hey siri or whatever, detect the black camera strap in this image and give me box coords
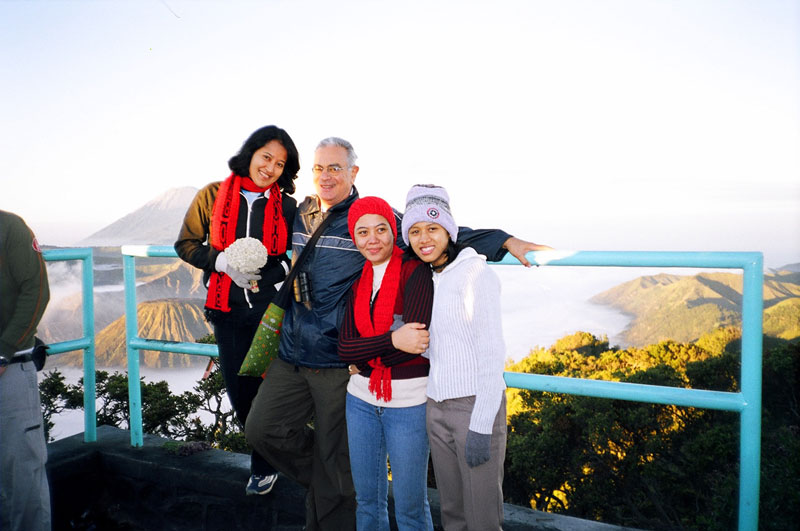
[273,211,336,308]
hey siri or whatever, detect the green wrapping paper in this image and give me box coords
[238,211,335,378]
[239,302,285,377]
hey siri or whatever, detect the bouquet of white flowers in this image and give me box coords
[225,237,269,292]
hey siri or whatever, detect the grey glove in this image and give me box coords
[215,252,260,289]
[465,430,491,468]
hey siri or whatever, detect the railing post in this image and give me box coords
[80,250,96,442]
[42,248,97,442]
[122,253,143,447]
[738,255,763,531]
[121,245,220,448]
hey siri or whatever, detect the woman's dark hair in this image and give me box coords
[228,125,300,195]
[404,238,464,272]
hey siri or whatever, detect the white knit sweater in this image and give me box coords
[426,247,507,434]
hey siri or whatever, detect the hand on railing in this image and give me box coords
[502,237,553,267]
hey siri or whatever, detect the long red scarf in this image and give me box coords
[354,246,404,401]
[205,173,287,311]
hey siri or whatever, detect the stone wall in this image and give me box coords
[48,426,304,530]
[47,426,633,531]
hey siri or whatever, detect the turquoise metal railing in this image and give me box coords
[120,247,762,530]
[42,248,97,442]
[498,250,762,531]
[121,245,218,448]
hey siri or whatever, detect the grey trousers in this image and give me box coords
[426,394,507,531]
[0,361,51,531]
[245,358,356,531]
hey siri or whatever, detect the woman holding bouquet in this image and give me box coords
[175,125,299,495]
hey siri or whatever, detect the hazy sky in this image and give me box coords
[2,0,798,268]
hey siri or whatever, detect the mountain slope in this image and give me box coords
[80,187,198,246]
[591,271,800,346]
[55,299,212,368]
[39,260,206,345]
[764,298,800,339]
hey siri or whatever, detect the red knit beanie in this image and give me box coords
[347,196,397,241]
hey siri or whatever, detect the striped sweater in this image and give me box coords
[427,247,507,434]
[338,258,434,406]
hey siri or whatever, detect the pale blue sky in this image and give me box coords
[1,0,798,267]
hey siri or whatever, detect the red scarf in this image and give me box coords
[205,173,287,311]
[354,246,404,401]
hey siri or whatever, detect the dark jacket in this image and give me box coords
[278,187,512,369]
[0,211,50,361]
[174,181,297,314]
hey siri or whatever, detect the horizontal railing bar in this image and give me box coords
[46,338,93,355]
[121,245,177,258]
[128,338,218,357]
[503,372,746,412]
[498,250,762,269]
[123,247,765,270]
[43,248,93,261]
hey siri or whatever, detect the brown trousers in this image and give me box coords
[246,358,356,531]
[426,394,507,531]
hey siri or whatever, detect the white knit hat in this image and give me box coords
[402,184,458,246]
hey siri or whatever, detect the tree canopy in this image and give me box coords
[504,329,799,530]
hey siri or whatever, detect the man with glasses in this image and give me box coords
[246,137,548,530]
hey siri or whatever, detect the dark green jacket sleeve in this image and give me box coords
[0,212,50,360]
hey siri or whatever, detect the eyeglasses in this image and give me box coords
[311,164,347,176]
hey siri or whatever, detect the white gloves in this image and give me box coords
[215,252,260,289]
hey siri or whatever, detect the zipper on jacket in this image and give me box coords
[245,191,255,237]
[242,191,260,309]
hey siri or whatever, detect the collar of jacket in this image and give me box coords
[301,186,360,218]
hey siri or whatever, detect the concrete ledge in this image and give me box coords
[48,426,305,530]
[47,426,634,530]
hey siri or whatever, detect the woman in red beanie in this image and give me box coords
[337,196,435,531]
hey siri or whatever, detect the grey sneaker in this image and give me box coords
[245,473,278,495]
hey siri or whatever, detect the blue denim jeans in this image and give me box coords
[345,393,433,531]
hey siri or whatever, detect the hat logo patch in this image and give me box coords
[427,207,440,219]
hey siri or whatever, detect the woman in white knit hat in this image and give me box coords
[403,184,508,531]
